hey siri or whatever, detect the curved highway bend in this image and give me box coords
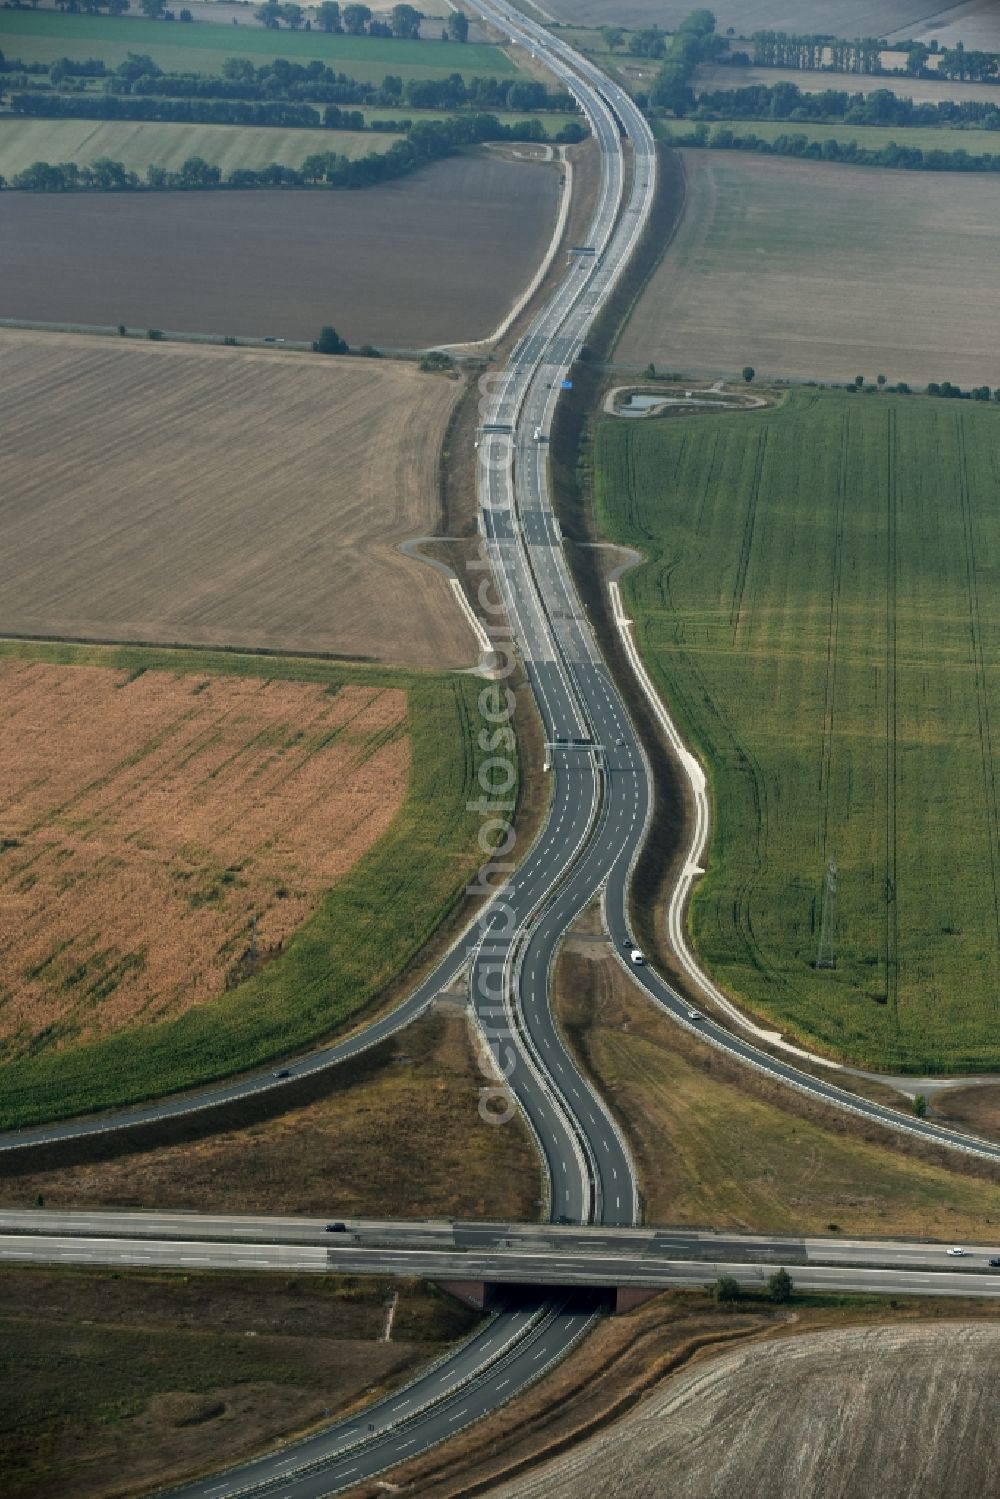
[1,12,995,1179]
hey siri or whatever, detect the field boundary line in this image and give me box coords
[818,411,849,856]
[884,406,900,1023]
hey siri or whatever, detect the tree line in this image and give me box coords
[4,112,583,193]
[690,80,1000,130]
[9,89,586,142]
[749,31,884,73]
[748,29,1000,84]
[8,0,471,35]
[11,91,363,128]
[2,50,576,115]
[672,119,1000,173]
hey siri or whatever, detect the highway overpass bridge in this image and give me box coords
[4,1210,1000,1314]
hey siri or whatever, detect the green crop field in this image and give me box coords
[596,390,1000,1073]
[658,118,1000,158]
[0,10,517,79]
[0,639,504,1129]
[0,117,395,175]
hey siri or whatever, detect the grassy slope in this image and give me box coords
[0,639,502,1128]
[659,117,1000,156]
[0,10,516,78]
[558,948,1000,1237]
[1,1266,477,1499]
[595,390,1000,1072]
[0,1009,542,1222]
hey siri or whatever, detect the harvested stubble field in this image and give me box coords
[0,1265,478,1499]
[541,1,979,38]
[0,155,560,346]
[490,1321,1000,1499]
[595,390,1000,1072]
[616,151,1000,388]
[0,639,497,1128]
[0,330,471,667]
[0,9,516,79]
[556,945,1000,1236]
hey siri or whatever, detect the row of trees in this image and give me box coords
[50,0,186,14]
[749,29,1000,84]
[123,66,573,115]
[750,31,884,74]
[10,88,586,142]
[927,381,1000,401]
[11,91,360,128]
[256,2,426,38]
[691,80,1000,131]
[674,120,1000,174]
[5,112,581,194]
[12,51,576,116]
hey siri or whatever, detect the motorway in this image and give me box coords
[5,1210,1000,1281]
[8,1232,1000,1302]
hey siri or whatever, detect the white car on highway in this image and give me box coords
[630,948,644,966]
[947,1246,968,1256]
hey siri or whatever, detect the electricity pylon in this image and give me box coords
[815,857,837,970]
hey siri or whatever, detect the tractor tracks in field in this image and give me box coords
[955,412,1000,998]
[884,406,900,1023]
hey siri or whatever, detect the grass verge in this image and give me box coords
[0,1007,542,1220]
[0,1263,478,1499]
[554,939,1000,1237]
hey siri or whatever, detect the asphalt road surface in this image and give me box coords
[7,1232,998,1303]
[5,1210,1000,1284]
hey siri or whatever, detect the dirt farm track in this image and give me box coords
[0,330,474,668]
[0,155,561,347]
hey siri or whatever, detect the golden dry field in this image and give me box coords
[0,330,474,669]
[0,659,407,1062]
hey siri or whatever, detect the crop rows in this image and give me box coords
[596,389,1000,1071]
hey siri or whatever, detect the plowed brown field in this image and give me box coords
[617,152,1000,387]
[490,1322,1000,1499]
[0,659,407,1061]
[0,329,473,669]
